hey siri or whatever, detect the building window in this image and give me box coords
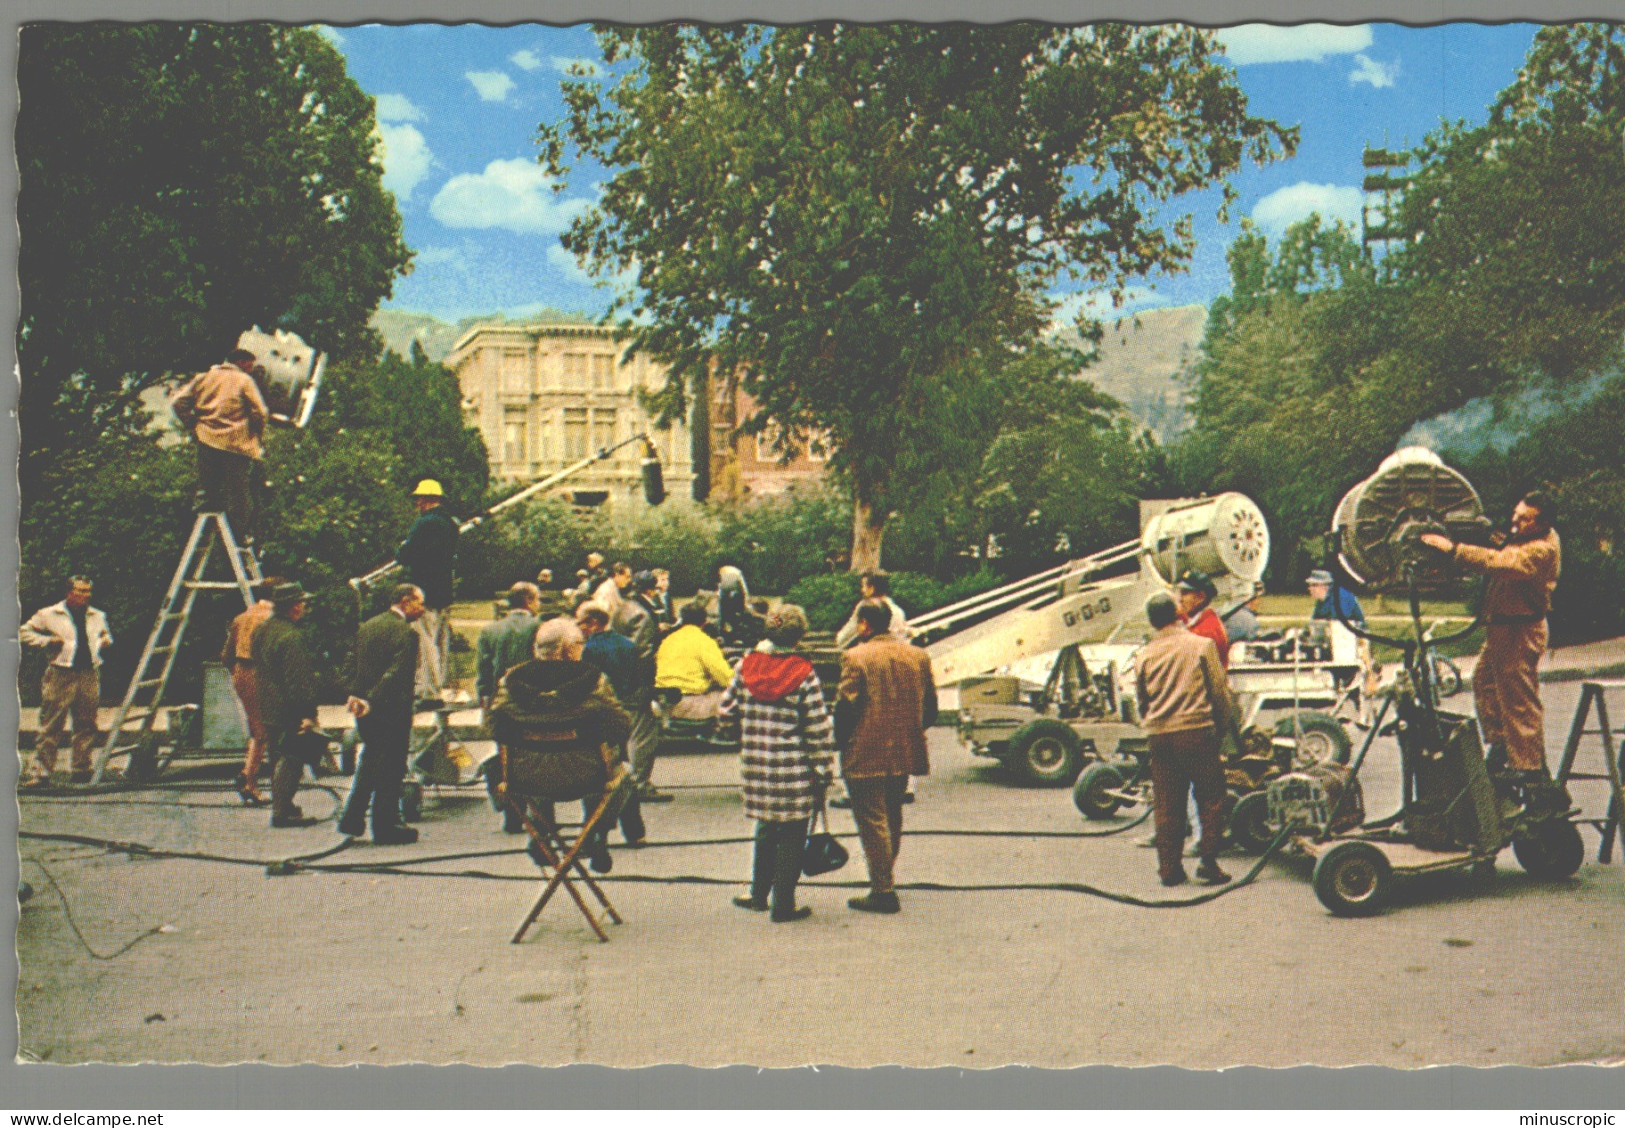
[591,353,615,391]
[563,352,588,390]
[591,407,618,453]
[503,408,527,467]
[755,424,789,464]
[563,407,589,460]
[502,348,530,395]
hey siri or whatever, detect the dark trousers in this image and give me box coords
[1149,727,1227,881]
[751,817,810,914]
[267,727,304,819]
[342,711,411,832]
[847,775,909,895]
[197,443,257,543]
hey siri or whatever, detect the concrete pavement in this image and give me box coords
[15,677,1624,1069]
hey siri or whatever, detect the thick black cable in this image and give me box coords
[18,825,1291,908]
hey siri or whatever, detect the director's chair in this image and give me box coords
[504,764,634,943]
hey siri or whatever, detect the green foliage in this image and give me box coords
[1176,24,1625,636]
[17,24,411,469]
[714,488,853,595]
[786,573,864,633]
[786,568,1005,633]
[543,24,1294,564]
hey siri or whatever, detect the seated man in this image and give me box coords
[654,603,736,722]
[486,618,632,873]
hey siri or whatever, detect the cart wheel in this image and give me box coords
[400,781,423,823]
[1073,762,1126,820]
[1312,841,1393,917]
[1007,719,1084,787]
[1512,820,1584,880]
[1229,791,1275,855]
[1274,712,1352,767]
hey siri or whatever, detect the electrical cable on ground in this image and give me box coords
[23,859,170,961]
[19,823,1292,909]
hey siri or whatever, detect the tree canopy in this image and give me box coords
[17,23,412,464]
[541,24,1295,569]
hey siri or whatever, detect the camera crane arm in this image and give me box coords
[347,433,662,596]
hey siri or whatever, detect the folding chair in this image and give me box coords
[505,764,634,943]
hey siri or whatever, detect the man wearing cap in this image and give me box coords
[1136,593,1236,888]
[252,583,321,828]
[1422,492,1562,792]
[341,584,426,845]
[396,479,459,697]
[1307,569,1365,625]
[1223,584,1266,644]
[614,570,671,803]
[170,347,269,542]
[1175,569,1230,668]
[20,576,113,787]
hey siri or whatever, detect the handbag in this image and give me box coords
[801,794,849,877]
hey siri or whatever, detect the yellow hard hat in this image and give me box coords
[411,478,444,498]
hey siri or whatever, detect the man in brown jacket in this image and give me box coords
[170,348,269,542]
[1136,592,1237,888]
[836,601,937,914]
[1422,491,1561,787]
[220,576,284,805]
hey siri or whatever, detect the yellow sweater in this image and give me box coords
[655,625,735,694]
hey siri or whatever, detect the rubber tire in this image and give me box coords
[1073,762,1126,820]
[1313,840,1394,917]
[1273,711,1353,767]
[1006,718,1085,787]
[1229,790,1275,855]
[1512,819,1584,880]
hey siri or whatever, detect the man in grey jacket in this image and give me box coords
[20,576,113,786]
[613,570,670,803]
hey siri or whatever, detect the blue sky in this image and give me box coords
[325,22,1542,324]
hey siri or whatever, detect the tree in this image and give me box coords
[17,24,412,474]
[541,24,1295,570]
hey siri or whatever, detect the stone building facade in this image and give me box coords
[446,322,694,505]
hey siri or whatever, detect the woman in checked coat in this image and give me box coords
[715,604,835,923]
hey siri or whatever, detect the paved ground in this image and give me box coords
[15,678,1623,1069]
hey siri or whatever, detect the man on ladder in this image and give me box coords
[170,347,268,546]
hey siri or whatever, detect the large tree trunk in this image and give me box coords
[850,494,887,574]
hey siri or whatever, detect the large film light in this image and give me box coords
[237,326,326,429]
[1332,447,1491,593]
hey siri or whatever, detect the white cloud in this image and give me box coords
[547,243,639,296]
[412,246,464,267]
[314,25,345,48]
[1213,24,1373,66]
[511,49,543,71]
[552,56,603,78]
[466,70,516,103]
[1251,182,1364,235]
[1349,53,1400,88]
[374,93,425,123]
[430,158,593,234]
[377,123,434,202]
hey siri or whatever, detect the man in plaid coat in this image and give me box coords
[716,604,835,923]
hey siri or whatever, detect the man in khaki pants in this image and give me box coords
[20,576,113,786]
[1423,491,1561,792]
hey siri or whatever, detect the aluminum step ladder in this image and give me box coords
[1554,679,1625,863]
[91,512,262,783]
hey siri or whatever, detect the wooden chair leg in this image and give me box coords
[508,797,613,943]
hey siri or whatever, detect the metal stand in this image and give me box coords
[91,512,262,783]
[1555,680,1625,863]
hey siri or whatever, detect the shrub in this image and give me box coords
[715,486,851,595]
[786,567,1004,634]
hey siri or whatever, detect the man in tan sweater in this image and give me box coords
[1135,593,1238,887]
[1422,491,1561,784]
[170,347,268,542]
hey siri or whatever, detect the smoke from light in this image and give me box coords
[1399,370,1616,458]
